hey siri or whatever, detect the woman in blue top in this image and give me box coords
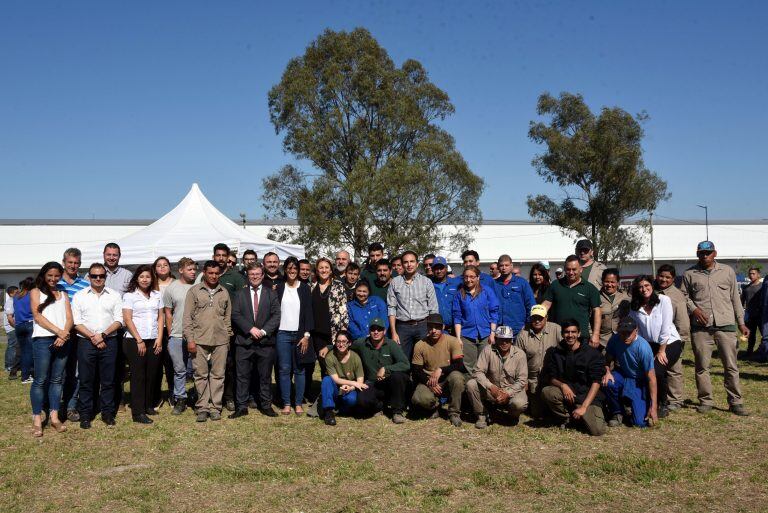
[453,265,500,374]
[347,281,388,341]
[12,277,35,383]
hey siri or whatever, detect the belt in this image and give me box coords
[398,317,426,325]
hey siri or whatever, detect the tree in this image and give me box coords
[527,92,670,263]
[263,28,484,259]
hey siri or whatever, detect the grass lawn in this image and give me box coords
[1,335,767,513]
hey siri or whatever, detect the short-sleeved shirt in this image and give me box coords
[163,280,194,338]
[57,275,90,301]
[412,334,463,372]
[122,290,163,340]
[544,278,601,336]
[606,333,654,379]
[325,350,364,381]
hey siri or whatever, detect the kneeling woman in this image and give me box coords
[628,275,683,418]
[320,330,367,426]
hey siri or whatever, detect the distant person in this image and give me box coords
[71,263,123,429]
[298,259,313,284]
[162,257,197,415]
[342,262,361,302]
[411,314,466,427]
[741,267,763,357]
[681,241,749,416]
[368,258,393,303]
[466,325,527,429]
[554,268,564,280]
[541,319,606,436]
[387,251,439,360]
[602,317,658,428]
[334,250,351,280]
[598,269,630,348]
[102,242,132,412]
[422,253,436,279]
[390,254,404,277]
[227,253,237,269]
[230,263,281,419]
[320,330,367,426]
[542,255,601,347]
[430,256,461,333]
[515,305,561,420]
[11,279,35,384]
[495,254,536,333]
[3,285,19,379]
[240,250,258,279]
[360,243,385,286]
[262,252,285,290]
[575,239,607,290]
[655,264,690,410]
[30,262,74,437]
[453,265,499,374]
[122,265,164,424]
[347,281,388,341]
[489,262,501,280]
[58,248,89,423]
[183,261,233,422]
[461,250,496,290]
[528,262,551,304]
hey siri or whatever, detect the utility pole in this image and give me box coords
[697,204,709,240]
[239,213,247,229]
[649,211,656,276]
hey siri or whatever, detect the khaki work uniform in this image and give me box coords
[657,284,691,407]
[515,322,561,418]
[681,263,745,407]
[466,344,528,417]
[583,261,608,291]
[598,290,630,347]
[183,284,233,413]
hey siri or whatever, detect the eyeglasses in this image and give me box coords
[89,274,106,279]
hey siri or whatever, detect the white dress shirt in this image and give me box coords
[122,290,163,339]
[629,294,681,345]
[72,286,123,334]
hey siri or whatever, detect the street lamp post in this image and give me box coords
[697,204,709,240]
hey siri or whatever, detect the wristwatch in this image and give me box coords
[303,332,311,339]
[101,332,108,339]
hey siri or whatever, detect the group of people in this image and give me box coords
[1,237,759,437]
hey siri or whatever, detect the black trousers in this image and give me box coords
[123,338,161,417]
[357,370,410,414]
[223,337,236,404]
[234,343,275,410]
[305,332,331,402]
[151,336,174,407]
[649,340,683,407]
[746,318,761,354]
[77,336,118,419]
[113,328,127,410]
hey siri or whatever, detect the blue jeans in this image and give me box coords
[15,321,34,380]
[603,368,649,427]
[64,336,80,411]
[167,337,188,399]
[4,330,18,370]
[30,336,69,415]
[276,330,306,407]
[320,375,358,413]
[396,321,428,361]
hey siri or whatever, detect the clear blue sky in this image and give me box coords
[2,1,766,222]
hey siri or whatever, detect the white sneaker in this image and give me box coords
[21,377,33,384]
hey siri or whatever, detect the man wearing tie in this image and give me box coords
[230,264,281,418]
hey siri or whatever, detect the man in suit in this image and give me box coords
[229,264,281,418]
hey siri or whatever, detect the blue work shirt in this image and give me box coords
[452,285,500,340]
[433,276,462,326]
[606,333,655,379]
[494,275,536,332]
[347,296,389,340]
[479,272,496,292]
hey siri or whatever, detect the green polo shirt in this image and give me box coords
[350,336,410,381]
[544,278,601,336]
[219,268,246,297]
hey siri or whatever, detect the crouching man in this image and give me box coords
[466,325,527,429]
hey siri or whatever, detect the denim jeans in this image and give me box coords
[63,336,80,411]
[77,335,118,419]
[15,321,34,380]
[30,336,69,415]
[167,337,188,399]
[395,321,427,361]
[4,330,18,370]
[276,330,306,407]
[320,375,358,413]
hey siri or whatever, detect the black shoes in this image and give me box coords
[248,399,259,409]
[102,414,116,426]
[259,408,278,417]
[172,401,187,415]
[324,411,337,426]
[132,414,153,424]
[228,408,249,419]
[80,419,92,429]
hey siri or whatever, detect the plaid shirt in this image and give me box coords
[387,273,439,321]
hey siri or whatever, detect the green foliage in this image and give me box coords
[527,92,670,263]
[736,259,762,275]
[264,28,484,258]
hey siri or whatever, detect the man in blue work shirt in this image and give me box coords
[602,317,658,428]
[431,256,462,333]
[494,254,536,333]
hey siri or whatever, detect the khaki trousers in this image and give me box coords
[541,385,606,436]
[466,378,527,417]
[194,344,229,413]
[411,371,465,415]
[666,346,685,407]
[692,329,742,406]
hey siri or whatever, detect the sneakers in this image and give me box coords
[67,409,80,422]
[696,404,713,414]
[392,412,406,424]
[475,414,488,429]
[172,401,187,415]
[209,410,222,421]
[449,413,462,427]
[21,377,33,384]
[730,404,750,417]
[608,413,623,427]
[196,411,209,422]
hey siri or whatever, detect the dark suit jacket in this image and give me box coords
[232,285,281,346]
[276,280,314,335]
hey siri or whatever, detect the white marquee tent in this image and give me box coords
[80,183,305,264]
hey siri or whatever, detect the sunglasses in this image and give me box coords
[89,274,106,279]
[369,326,385,332]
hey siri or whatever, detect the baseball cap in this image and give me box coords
[575,239,593,251]
[530,305,548,318]
[555,267,563,274]
[539,260,550,270]
[432,256,447,268]
[697,241,715,252]
[495,325,515,339]
[617,317,637,333]
[368,317,386,329]
[426,313,444,326]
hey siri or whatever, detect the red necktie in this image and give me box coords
[253,286,260,322]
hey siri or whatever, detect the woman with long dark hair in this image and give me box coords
[452,265,499,374]
[29,262,73,436]
[122,264,164,424]
[152,256,175,409]
[276,257,314,415]
[628,275,682,418]
[12,277,35,384]
[528,263,551,304]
